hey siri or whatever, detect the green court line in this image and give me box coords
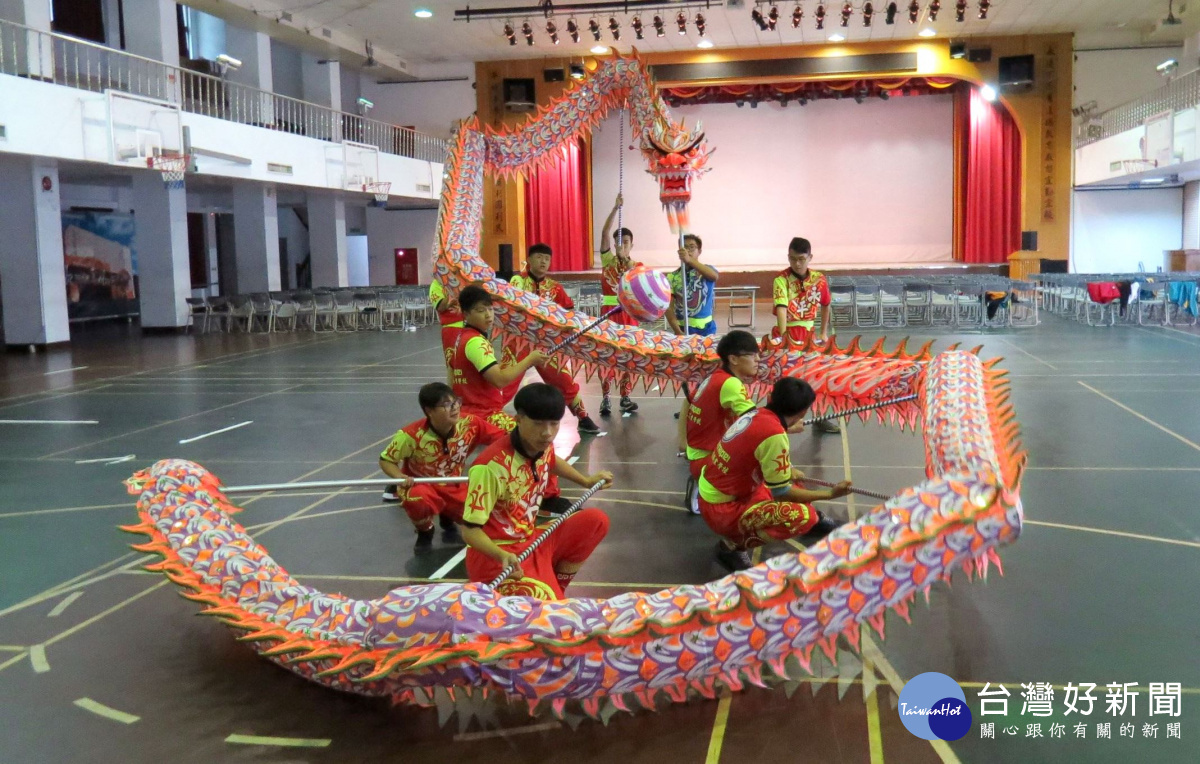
[73,698,139,724]
[225,734,332,747]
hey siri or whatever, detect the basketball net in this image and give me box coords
[148,155,191,190]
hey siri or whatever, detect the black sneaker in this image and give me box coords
[414,528,435,553]
[599,395,612,417]
[799,513,845,545]
[577,416,601,434]
[382,485,400,502]
[619,396,638,414]
[439,515,463,545]
[540,496,573,515]
[684,477,700,515]
[715,541,753,572]
[815,419,841,435]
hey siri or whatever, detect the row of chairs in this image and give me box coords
[825,275,1038,330]
[186,287,435,334]
[1032,272,1200,327]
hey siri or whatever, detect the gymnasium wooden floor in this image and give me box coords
[1,310,1197,763]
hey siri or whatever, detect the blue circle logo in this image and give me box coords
[897,672,972,741]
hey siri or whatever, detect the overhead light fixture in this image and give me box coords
[215,53,242,72]
[504,22,516,45]
[522,20,535,45]
[590,44,607,55]
[980,84,997,101]
[863,2,874,25]
[653,15,665,36]
[978,0,990,19]
[908,0,920,22]
[677,11,688,34]
[632,16,644,39]
[546,19,559,44]
[609,17,620,40]
[955,0,966,22]
[589,18,601,41]
[413,8,433,19]
[697,38,713,48]
[950,41,966,58]
[828,32,845,41]
[792,4,804,27]
[570,63,585,79]
[1141,177,1168,185]
[919,27,936,37]
[356,97,374,114]
[885,2,898,23]
[815,3,826,29]
[841,2,853,26]
[768,4,780,30]
[567,18,580,42]
[751,6,768,30]
[928,0,941,22]
[1157,58,1179,74]
[696,12,707,36]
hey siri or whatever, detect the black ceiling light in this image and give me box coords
[978,0,990,19]
[955,0,967,22]
[751,6,768,30]
[566,18,579,42]
[885,2,898,24]
[815,4,826,29]
[608,16,620,40]
[792,4,804,27]
[841,2,853,26]
[521,20,534,45]
[768,4,780,30]
[653,14,665,36]
[863,2,874,26]
[504,22,516,45]
[632,16,644,39]
[546,19,559,43]
[695,12,707,36]
[588,18,601,40]
[676,10,688,34]
[908,0,920,22]
[928,1,941,22]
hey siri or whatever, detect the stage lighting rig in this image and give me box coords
[609,16,620,40]
[751,6,768,30]
[978,0,990,19]
[792,4,804,27]
[768,5,780,30]
[567,18,579,42]
[677,11,688,34]
[908,0,920,22]
[653,14,665,36]
[546,19,559,43]
[696,12,707,36]
[955,0,966,21]
[522,20,535,45]
[504,22,517,45]
[589,18,601,40]
[885,2,897,23]
[632,16,644,39]
[841,2,852,26]
[815,3,826,29]
[928,1,941,21]
[863,2,874,25]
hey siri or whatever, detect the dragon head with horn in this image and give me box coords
[640,106,714,235]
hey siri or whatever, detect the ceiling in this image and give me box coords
[205,0,1193,69]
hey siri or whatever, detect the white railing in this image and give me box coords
[0,18,445,164]
[1077,67,1200,148]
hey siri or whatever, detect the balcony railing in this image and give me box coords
[0,17,445,164]
[1077,67,1200,148]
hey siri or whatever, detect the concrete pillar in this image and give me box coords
[203,212,220,296]
[365,206,395,286]
[0,156,70,346]
[121,0,180,66]
[308,193,347,288]
[232,184,281,294]
[224,26,275,125]
[131,172,190,329]
[0,0,52,78]
[301,54,342,141]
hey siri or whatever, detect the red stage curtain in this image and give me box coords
[524,138,588,272]
[963,88,1022,264]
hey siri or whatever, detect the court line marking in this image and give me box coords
[863,634,962,763]
[996,338,1058,370]
[47,590,84,618]
[178,420,254,444]
[0,419,98,425]
[74,454,136,465]
[73,698,140,725]
[0,645,26,651]
[1078,382,1200,453]
[225,734,331,747]
[429,549,468,580]
[1025,519,1200,550]
[29,644,50,673]
[453,721,562,742]
[864,657,884,764]
[704,694,733,764]
[44,366,88,376]
[0,502,130,519]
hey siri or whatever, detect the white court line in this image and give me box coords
[44,366,88,376]
[47,591,83,618]
[429,549,467,580]
[0,419,98,425]
[29,644,49,673]
[178,420,254,444]
[74,455,135,465]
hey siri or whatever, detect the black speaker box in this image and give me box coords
[498,244,514,281]
[543,67,565,82]
[1021,230,1039,251]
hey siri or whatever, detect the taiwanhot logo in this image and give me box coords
[897,672,973,741]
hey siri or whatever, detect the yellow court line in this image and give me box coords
[1025,519,1200,550]
[225,734,331,747]
[0,645,26,652]
[704,694,733,764]
[29,644,49,673]
[864,659,885,764]
[863,634,962,764]
[73,698,140,725]
[840,420,858,522]
[1078,382,1200,453]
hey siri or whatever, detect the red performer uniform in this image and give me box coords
[380,414,507,531]
[698,409,819,549]
[462,432,609,600]
[506,271,589,421]
[446,326,519,431]
[430,279,465,354]
[771,268,830,347]
[600,248,640,398]
[684,369,757,479]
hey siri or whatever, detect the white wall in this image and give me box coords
[590,95,955,270]
[1071,188,1182,273]
[270,40,303,100]
[347,234,369,286]
[365,207,438,286]
[360,63,475,139]
[1074,47,1182,115]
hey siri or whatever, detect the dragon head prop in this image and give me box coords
[640,112,714,212]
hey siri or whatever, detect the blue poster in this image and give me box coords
[61,211,139,320]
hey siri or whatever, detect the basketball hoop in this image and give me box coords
[148,154,191,189]
[364,180,390,206]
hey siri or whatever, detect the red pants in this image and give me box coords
[401,482,467,531]
[601,309,638,398]
[770,325,814,348]
[465,508,610,600]
[699,484,817,550]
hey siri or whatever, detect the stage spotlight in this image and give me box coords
[504,22,517,45]
[955,0,966,22]
[980,84,996,101]
[570,63,585,79]
[736,99,745,107]
[908,1,920,23]
[878,89,890,99]
[978,0,990,19]
[780,96,789,107]
[696,13,707,36]
[792,4,803,28]
[567,18,580,42]
[609,17,620,41]
[929,1,941,22]
[522,20,534,45]
[815,4,826,29]
[750,99,759,108]
[751,7,768,30]
[863,2,874,26]
[768,5,780,30]
[798,95,809,105]
[589,18,601,41]
[632,16,644,39]
[885,2,898,24]
[546,19,559,44]
[841,2,853,26]
[653,15,665,37]
[676,11,688,34]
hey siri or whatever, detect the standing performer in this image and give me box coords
[379,382,507,553]
[460,384,614,600]
[698,377,851,571]
[682,330,761,513]
[770,237,840,434]
[507,244,600,434]
[666,234,719,337]
[598,194,640,417]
